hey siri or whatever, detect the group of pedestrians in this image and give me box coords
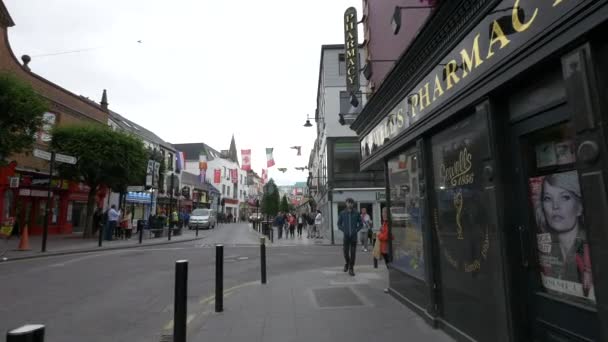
[338,198,391,277]
[273,211,322,239]
[93,204,135,241]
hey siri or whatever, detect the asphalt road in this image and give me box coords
[0,223,347,342]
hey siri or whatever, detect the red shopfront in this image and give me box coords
[2,168,107,235]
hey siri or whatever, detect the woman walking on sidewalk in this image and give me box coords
[297,214,304,237]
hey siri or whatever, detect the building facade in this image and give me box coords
[352,1,608,341]
[307,44,385,244]
[0,1,109,235]
[173,137,247,219]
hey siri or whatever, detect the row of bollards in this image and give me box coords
[6,238,268,342]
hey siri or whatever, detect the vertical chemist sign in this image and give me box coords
[344,7,359,94]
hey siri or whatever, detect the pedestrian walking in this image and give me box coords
[92,207,103,236]
[105,205,120,241]
[297,214,304,237]
[274,212,285,239]
[314,210,323,239]
[288,214,296,238]
[360,208,372,252]
[337,198,362,276]
[121,209,133,239]
[306,213,314,238]
[376,207,392,269]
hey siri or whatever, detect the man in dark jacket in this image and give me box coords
[338,198,362,276]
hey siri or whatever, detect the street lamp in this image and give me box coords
[303,114,325,127]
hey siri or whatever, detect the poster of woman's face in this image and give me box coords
[529,171,595,304]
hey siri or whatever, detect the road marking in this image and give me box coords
[198,281,257,304]
[163,314,197,331]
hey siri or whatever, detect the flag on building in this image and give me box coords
[176,151,185,171]
[262,169,268,184]
[198,154,207,183]
[230,169,238,183]
[214,169,221,184]
[266,148,275,167]
[241,149,251,170]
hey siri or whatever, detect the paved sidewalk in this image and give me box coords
[188,262,454,342]
[250,224,327,247]
[0,228,205,261]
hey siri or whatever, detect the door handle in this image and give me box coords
[518,226,528,268]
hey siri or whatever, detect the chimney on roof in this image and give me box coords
[21,55,31,71]
[100,89,109,112]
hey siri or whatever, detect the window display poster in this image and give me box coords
[528,171,595,303]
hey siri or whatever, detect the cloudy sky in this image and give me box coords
[4,0,362,185]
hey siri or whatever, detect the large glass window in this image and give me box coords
[388,147,425,279]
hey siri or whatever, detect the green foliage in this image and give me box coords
[280,195,289,213]
[51,125,148,236]
[0,72,48,164]
[261,179,279,217]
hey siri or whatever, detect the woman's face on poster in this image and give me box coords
[541,181,582,232]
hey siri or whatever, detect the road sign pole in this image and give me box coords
[41,152,55,253]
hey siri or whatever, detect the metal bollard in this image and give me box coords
[7,324,45,342]
[98,225,103,247]
[215,244,223,312]
[168,225,172,241]
[174,260,188,342]
[138,225,144,244]
[260,237,267,284]
[195,225,199,237]
[373,257,378,269]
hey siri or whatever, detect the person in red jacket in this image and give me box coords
[377,207,392,268]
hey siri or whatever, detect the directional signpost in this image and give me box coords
[32,149,76,252]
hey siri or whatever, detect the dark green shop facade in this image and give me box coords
[352,1,608,341]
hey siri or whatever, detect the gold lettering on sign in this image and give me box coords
[444,60,460,90]
[410,95,419,117]
[512,0,538,32]
[481,229,490,259]
[433,74,444,101]
[440,147,474,187]
[454,190,464,240]
[487,20,511,59]
[419,82,431,111]
[396,109,405,128]
[460,34,484,78]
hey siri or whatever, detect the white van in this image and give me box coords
[189,208,216,230]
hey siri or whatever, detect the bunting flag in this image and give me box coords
[266,148,275,167]
[290,146,301,156]
[198,154,207,183]
[277,168,287,173]
[214,169,221,184]
[241,149,251,170]
[230,169,238,183]
[176,151,185,172]
[261,169,268,184]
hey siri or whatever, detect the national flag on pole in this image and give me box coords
[266,148,275,167]
[198,154,207,183]
[241,149,251,171]
[261,169,268,184]
[176,151,185,171]
[214,169,221,184]
[230,169,238,183]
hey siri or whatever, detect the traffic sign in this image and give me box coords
[55,153,77,165]
[33,149,52,161]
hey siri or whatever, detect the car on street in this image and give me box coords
[249,212,263,222]
[189,208,216,230]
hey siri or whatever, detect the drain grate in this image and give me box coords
[159,334,172,342]
[312,287,364,308]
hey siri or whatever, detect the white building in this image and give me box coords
[173,136,248,220]
[307,44,386,244]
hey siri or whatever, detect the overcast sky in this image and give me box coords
[5,0,362,185]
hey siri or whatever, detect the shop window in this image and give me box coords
[388,148,425,279]
[36,200,47,226]
[525,123,595,305]
[338,53,346,75]
[52,196,59,224]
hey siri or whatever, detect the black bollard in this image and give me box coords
[138,223,144,244]
[174,260,188,342]
[7,324,45,342]
[195,225,199,237]
[260,237,267,284]
[374,257,378,269]
[168,224,172,241]
[98,224,103,247]
[215,244,223,312]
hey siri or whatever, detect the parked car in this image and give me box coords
[189,208,216,230]
[249,212,263,222]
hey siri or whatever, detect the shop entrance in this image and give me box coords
[510,106,600,341]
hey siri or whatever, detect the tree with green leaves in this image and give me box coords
[280,195,289,213]
[51,125,148,237]
[261,179,279,219]
[0,72,48,164]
